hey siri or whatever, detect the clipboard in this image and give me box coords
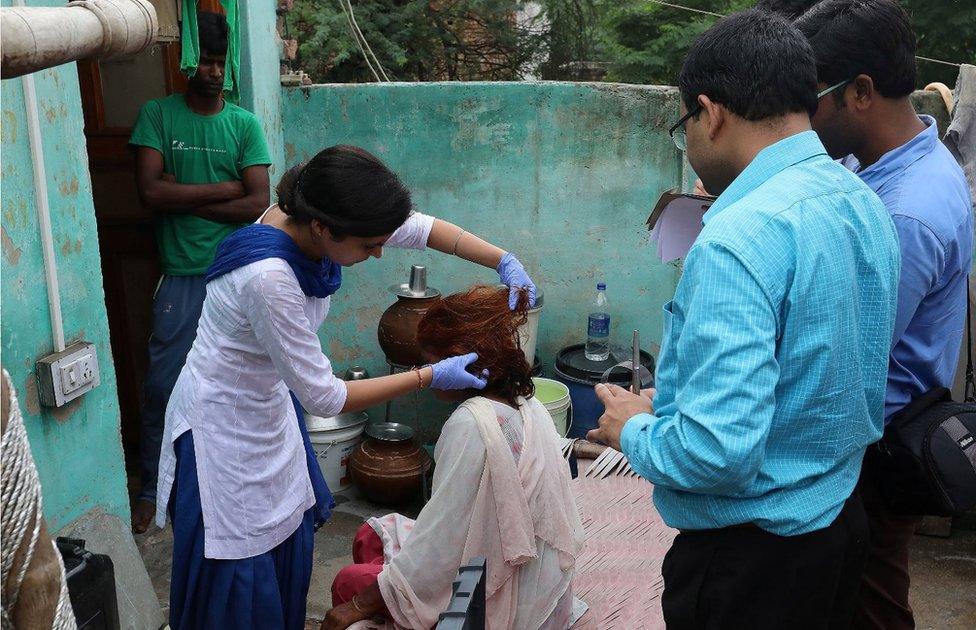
[646,188,715,231]
[646,189,715,263]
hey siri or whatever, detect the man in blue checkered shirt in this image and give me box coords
[588,10,900,629]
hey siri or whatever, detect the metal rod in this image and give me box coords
[631,330,641,394]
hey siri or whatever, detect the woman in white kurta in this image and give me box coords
[157,146,538,630]
[324,286,584,630]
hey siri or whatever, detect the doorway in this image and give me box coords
[78,44,187,500]
[80,0,230,519]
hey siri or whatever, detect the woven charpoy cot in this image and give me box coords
[569,460,675,630]
[344,455,674,630]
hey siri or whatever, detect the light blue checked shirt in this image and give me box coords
[621,131,900,536]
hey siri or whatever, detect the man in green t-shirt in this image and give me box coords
[128,12,271,533]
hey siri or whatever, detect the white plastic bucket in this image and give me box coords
[306,414,367,493]
[518,303,543,364]
[532,377,572,437]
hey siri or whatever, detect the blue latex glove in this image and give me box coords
[497,253,537,310]
[430,353,489,391]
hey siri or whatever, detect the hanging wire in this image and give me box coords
[642,0,964,68]
[337,0,382,81]
[345,0,394,81]
[915,55,963,68]
[644,0,723,18]
[335,0,394,82]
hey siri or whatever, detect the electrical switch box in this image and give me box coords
[36,342,100,408]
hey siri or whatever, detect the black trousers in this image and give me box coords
[662,493,869,630]
[852,457,921,630]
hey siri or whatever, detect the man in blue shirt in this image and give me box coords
[588,10,900,629]
[796,2,974,628]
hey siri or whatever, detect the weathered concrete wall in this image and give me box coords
[1,3,163,624]
[0,0,287,530]
[1,69,129,532]
[282,82,684,438]
[239,0,287,183]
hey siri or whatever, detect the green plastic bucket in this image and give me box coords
[532,377,572,437]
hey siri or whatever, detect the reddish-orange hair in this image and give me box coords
[417,285,534,407]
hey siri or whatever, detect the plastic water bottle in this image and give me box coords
[585,283,611,361]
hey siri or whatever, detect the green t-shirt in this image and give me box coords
[129,94,271,275]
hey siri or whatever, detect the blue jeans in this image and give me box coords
[139,275,207,503]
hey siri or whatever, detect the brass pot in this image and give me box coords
[377,265,441,367]
[349,422,432,506]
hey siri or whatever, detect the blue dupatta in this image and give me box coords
[206,223,342,298]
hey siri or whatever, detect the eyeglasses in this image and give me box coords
[817,79,851,100]
[669,104,703,151]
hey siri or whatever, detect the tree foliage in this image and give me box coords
[902,0,975,87]
[536,0,606,79]
[287,0,545,82]
[599,0,749,85]
[289,0,973,88]
[596,0,971,88]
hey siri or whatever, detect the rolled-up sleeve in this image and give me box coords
[240,266,347,417]
[620,241,780,494]
[386,212,435,250]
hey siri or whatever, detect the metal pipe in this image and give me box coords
[631,330,640,395]
[2,0,157,79]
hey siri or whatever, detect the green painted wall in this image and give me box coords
[1,69,129,529]
[281,82,684,439]
[239,0,287,183]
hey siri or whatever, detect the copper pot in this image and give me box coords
[377,265,441,367]
[349,422,432,506]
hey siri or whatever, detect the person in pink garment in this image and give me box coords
[323,286,584,630]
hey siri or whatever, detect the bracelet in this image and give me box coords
[351,594,366,614]
[451,228,465,256]
[411,366,426,389]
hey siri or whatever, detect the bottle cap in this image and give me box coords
[597,283,606,290]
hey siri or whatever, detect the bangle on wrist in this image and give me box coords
[451,228,465,256]
[411,366,426,389]
[351,594,366,614]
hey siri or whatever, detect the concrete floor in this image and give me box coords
[136,501,976,629]
[136,491,414,626]
[906,530,976,629]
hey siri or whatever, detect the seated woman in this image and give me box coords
[323,286,584,630]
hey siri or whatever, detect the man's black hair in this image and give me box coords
[197,11,229,56]
[794,0,916,98]
[677,9,818,121]
[754,0,822,20]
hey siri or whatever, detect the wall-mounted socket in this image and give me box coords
[36,342,100,408]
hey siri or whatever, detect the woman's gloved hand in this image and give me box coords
[497,253,537,310]
[430,353,489,390]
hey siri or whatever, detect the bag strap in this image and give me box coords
[888,387,952,427]
[966,281,974,403]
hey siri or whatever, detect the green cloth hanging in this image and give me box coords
[180,0,241,103]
